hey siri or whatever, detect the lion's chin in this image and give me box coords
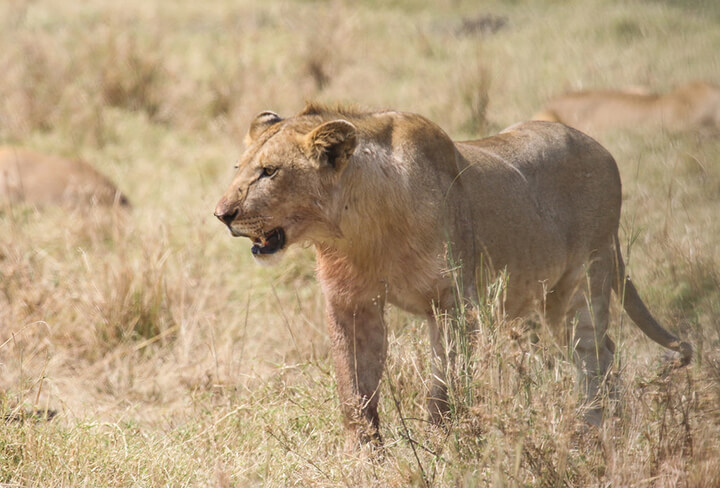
[251,248,286,266]
[247,227,287,266]
[250,227,286,255]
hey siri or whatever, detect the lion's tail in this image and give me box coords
[612,234,693,366]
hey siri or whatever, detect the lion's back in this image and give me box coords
[534,81,720,133]
[457,121,621,224]
[534,91,659,132]
[0,147,129,208]
[453,121,621,277]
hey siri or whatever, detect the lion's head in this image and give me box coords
[214,110,358,262]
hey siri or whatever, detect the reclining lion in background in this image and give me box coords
[0,147,130,208]
[533,80,720,134]
[214,105,692,447]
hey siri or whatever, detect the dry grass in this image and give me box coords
[1,0,720,486]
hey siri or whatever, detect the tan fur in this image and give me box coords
[215,105,692,446]
[533,81,720,134]
[0,147,130,209]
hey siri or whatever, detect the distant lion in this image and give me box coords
[533,81,720,134]
[0,147,130,208]
[214,105,692,447]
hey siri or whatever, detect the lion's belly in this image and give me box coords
[499,260,568,318]
[385,257,566,320]
[382,240,568,320]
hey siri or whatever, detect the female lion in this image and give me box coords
[215,104,692,447]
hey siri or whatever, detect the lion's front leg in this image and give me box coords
[325,296,388,448]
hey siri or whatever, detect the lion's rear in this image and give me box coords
[456,121,622,260]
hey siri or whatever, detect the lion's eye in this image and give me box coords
[261,166,278,178]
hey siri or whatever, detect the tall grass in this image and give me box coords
[1,0,719,485]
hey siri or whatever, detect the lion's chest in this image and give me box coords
[386,282,440,316]
[316,245,447,316]
[382,255,454,316]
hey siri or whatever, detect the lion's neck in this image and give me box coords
[309,122,448,301]
[312,141,418,272]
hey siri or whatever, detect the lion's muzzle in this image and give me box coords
[214,201,287,256]
[214,207,238,227]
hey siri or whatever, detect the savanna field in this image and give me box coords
[1,0,720,485]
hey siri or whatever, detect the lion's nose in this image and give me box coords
[215,208,238,226]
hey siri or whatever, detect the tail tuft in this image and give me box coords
[612,235,693,366]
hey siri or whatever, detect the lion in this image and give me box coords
[0,147,130,208]
[214,104,692,446]
[533,80,720,134]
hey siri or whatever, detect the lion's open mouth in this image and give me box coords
[251,228,286,255]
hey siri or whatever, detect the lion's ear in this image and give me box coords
[304,120,357,171]
[245,111,283,145]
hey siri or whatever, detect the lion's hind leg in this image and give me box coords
[565,246,617,425]
[426,311,452,424]
[541,246,617,425]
